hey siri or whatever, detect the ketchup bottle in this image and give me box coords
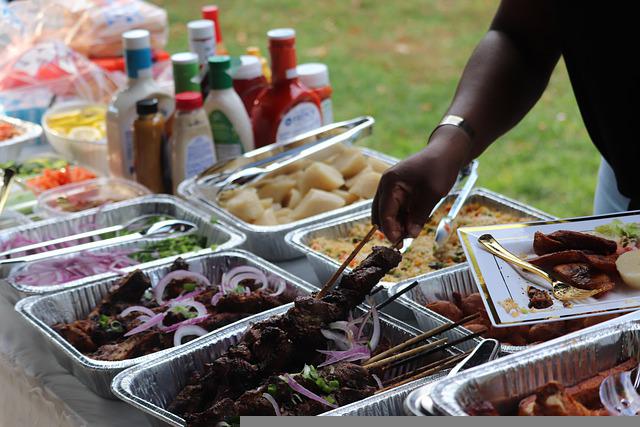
[251,28,322,148]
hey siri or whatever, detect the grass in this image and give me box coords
[153,0,600,217]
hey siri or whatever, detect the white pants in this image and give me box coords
[593,158,630,215]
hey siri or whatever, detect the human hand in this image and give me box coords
[371,126,472,244]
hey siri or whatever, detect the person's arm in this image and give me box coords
[372,0,562,243]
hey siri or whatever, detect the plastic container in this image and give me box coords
[298,63,333,125]
[43,101,108,175]
[0,210,31,230]
[35,177,150,217]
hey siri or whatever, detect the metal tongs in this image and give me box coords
[0,219,196,266]
[398,160,479,253]
[196,116,375,197]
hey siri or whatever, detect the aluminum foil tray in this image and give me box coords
[112,301,469,425]
[0,194,245,302]
[286,188,554,292]
[430,320,640,415]
[14,249,316,399]
[178,147,398,262]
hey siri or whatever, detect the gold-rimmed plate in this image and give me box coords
[457,210,640,328]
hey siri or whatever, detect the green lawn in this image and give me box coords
[153,0,600,218]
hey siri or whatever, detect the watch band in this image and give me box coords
[429,114,475,142]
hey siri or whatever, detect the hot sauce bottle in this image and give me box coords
[251,28,322,148]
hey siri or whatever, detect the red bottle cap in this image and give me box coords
[202,5,223,44]
[175,92,203,111]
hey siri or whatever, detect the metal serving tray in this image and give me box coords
[112,301,469,425]
[179,147,398,262]
[430,319,640,415]
[14,249,317,399]
[286,187,554,288]
[0,194,245,302]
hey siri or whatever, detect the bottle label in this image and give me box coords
[321,98,333,125]
[209,110,244,161]
[185,134,216,178]
[276,102,322,142]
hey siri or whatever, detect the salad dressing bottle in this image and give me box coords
[169,92,217,193]
[204,56,254,161]
[106,30,173,178]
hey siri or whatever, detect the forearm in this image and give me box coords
[444,30,559,159]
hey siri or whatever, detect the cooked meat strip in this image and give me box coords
[90,331,163,361]
[87,270,151,318]
[527,286,553,309]
[53,320,97,353]
[214,290,289,313]
[529,250,618,274]
[169,257,190,272]
[552,263,615,294]
[533,230,617,256]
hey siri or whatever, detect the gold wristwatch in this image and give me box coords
[429,114,475,142]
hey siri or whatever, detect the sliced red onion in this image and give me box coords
[210,291,223,306]
[173,325,208,347]
[124,312,165,337]
[282,374,337,409]
[270,278,287,297]
[120,305,155,318]
[169,299,208,318]
[228,272,264,292]
[369,305,380,352]
[320,329,351,351]
[136,315,151,322]
[160,315,209,333]
[222,266,268,292]
[165,289,204,306]
[371,374,383,390]
[153,270,212,304]
[317,345,371,367]
[262,393,281,416]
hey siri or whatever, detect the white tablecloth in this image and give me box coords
[0,227,319,426]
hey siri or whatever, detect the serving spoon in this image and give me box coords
[477,233,601,301]
[0,219,196,266]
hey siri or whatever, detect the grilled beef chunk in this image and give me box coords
[527,286,553,309]
[533,231,617,256]
[552,263,615,294]
[214,291,287,313]
[91,331,162,360]
[529,250,618,274]
[53,320,97,353]
[88,270,151,318]
[169,257,190,272]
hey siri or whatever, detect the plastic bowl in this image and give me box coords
[42,101,108,175]
[0,115,43,162]
[35,177,150,217]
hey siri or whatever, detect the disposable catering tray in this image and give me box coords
[430,318,640,416]
[179,147,397,262]
[112,301,470,425]
[286,188,554,289]
[0,194,245,302]
[14,249,318,399]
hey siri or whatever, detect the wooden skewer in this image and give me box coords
[365,312,480,365]
[375,352,469,394]
[363,338,447,370]
[386,328,487,370]
[383,350,471,385]
[316,225,378,299]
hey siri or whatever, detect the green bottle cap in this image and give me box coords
[208,55,233,90]
[172,52,200,93]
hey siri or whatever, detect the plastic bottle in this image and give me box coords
[106,29,174,178]
[172,52,200,94]
[204,56,254,162]
[187,20,216,96]
[201,5,228,55]
[298,63,333,125]
[232,55,268,115]
[170,92,217,193]
[251,29,322,148]
[246,46,271,83]
[133,98,165,193]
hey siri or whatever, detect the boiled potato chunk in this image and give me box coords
[616,250,640,289]
[260,198,273,209]
[275,208,293,224]
[224,189,265,222]
[345,166,372,188]
[332,147,368,178]
[367,157,391,173]
[283,188,302,209]
[299,162,344,194]
[257,177,296,203]
[332,189,360,205]
[348,170,382,199]
[292,189,346,220]
[255,208,278,225]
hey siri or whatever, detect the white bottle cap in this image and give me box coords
[297,63,330,88]
[232,55,262,80]
[123,29,151,50]
[171,52,199,65]
[188,19,215,40]
[267,28,295,40]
